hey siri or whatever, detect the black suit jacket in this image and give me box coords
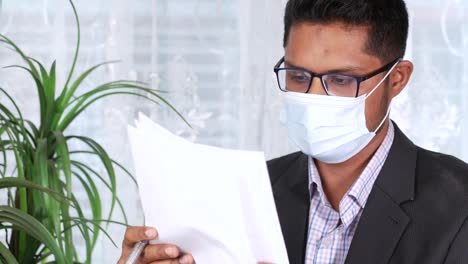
[267,123,468,264]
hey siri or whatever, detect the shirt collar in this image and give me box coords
[348,122,394,208]
[308,122,395,223]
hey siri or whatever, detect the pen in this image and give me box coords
[125,240,149,264]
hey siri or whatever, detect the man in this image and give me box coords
[118,0,468,263]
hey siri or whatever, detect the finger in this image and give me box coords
[123,226,158,248]
[141,244,180,262]
[148,260,180,264]
[148,254,195,264]
[178,254,195,264]
[120,226,158,262]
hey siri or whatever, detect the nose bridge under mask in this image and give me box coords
[279,60,400,163]
[309,77,327,95]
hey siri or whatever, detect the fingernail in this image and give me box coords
[145,228,156,238]
[165,247,177,257]
[179,255,193,264]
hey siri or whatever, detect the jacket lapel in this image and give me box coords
[345,123,417,264]
[272,153,310,264]
[344,186,410,264]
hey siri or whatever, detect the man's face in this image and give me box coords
[284,22,402,132]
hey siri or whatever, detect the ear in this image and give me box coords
[388,60,414,99]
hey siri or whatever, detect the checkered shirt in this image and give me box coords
[305,122,395,264]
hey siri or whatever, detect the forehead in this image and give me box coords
[285,22,381,73]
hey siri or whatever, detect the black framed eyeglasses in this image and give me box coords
[273,57,401,97]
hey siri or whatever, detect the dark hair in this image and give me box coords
[283,0,409,62]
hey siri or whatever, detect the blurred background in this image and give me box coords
[0,0,467,262]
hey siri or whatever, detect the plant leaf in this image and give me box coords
[0,206,66,263]
[62,0,81,94]
[66,136,117,221]
[58,61,119,111]
[0,177,69,203]
[70,160,128,225]
[0,242,18,264]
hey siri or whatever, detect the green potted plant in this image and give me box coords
[0,1,187,263]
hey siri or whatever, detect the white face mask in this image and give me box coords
[280,61,399,164]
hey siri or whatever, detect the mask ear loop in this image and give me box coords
[365,60,401,99]
[373,103,392,133]
[367,60,400,133]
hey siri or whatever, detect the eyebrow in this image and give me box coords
[284,59,365,75]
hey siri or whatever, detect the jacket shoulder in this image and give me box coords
[267,152,304,185]
[414,147,468,219]
[417,147,468,195]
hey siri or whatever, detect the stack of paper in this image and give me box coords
[127,113,289,264]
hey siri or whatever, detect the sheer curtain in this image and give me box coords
[0,0,466,262]
[391,0,468,160]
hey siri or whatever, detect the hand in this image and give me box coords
[117,226,195,264]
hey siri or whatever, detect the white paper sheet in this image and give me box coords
[127,113,289,264]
